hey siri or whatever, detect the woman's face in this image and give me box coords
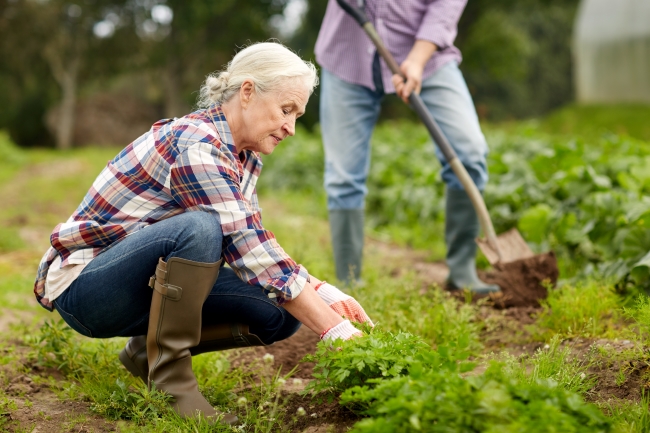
[237,80,309,155]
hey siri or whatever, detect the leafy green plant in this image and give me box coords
[342,362,611,433]
[303,329,474,398]
[261,119,650,282]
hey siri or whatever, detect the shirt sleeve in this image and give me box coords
[169,141,308,304]
[416,0,467,50]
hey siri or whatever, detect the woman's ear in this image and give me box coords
[240,80,255,108]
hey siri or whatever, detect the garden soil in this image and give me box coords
[482,251,560,308]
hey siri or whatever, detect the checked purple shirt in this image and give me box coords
[34,105,309,311]
[315,0,466,93]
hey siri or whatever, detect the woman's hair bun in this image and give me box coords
[197,41,318,108]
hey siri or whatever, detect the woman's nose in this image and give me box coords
[284,119,296,136]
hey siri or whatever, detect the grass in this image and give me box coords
[534,280,623,339]
[500,334,596,395]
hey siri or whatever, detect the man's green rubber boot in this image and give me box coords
[445,188,500,294]
[329,208,364,285]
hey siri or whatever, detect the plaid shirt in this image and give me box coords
[34,105,309,311]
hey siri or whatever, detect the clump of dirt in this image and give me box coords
[282,392,361,432]
[484,251,559,308]
[566,338,648,406]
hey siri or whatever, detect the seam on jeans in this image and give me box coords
[117,313,150,337]
[53,301,94,337]
[206,293,281,309]
[81,237,178,274]
[206,293,286,343]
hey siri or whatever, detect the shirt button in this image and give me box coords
[367,47,374,54]
[377,18,383,26]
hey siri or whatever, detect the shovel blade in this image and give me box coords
[477,228,535,265]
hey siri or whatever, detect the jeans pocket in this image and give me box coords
[53,301,93,338]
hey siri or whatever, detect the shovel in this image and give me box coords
[335,0,559,306]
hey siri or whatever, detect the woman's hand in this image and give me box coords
[320,319,362,342]
[281,278,370,342]
[314,282,374,326]
[282,282,345,338]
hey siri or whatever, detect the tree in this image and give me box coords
[133,0,287,118]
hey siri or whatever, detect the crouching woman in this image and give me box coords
[33,42,372,425]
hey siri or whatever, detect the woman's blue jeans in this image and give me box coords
[53,212,301,343]
[320,60,489,210]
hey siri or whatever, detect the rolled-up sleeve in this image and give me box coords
[416,0,467,50]
[169,141,308,304]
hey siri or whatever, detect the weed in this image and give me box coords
[624,295,650,343]
[88,378,172,422]
[615,367,627,387]
[535,280,622,339]
[499,335,596,395]
[605,390,650,433]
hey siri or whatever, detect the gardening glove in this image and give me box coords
[320,320,362,341]
[315,282,374,326]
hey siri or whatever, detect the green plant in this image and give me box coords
[0,395,18,429]
[342,362,611,433]
[303,329,474,398]
[624,295,650,342]
[500,335,596,396]
[535,281,621,339]
[89,379,172,422]
[606,390,650,433]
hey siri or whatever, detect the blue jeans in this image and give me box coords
[53,212,301,343]
[320,60,489,210]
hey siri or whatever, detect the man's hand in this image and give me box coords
[392,40,438,103]
[315,282,374,326]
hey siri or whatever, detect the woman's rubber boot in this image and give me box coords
[146,256,238,424]
[119,323,267,384]
[445,188,500,294]
[329,208,364,285]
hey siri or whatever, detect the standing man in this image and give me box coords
[315,0,499,293]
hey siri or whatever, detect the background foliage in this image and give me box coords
[0,0,580,148]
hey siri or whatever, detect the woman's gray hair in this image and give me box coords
[197,42,318,107]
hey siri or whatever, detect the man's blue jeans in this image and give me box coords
[53,212,301,343]
[320,60,489,210]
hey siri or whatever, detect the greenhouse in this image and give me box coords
[574,0,650,103]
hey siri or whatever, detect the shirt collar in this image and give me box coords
[206,104,238,155]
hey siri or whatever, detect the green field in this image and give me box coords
[2,105,650,432]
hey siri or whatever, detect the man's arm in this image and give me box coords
[393,0,467,102]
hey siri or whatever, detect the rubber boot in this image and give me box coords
[145,256,237,424]
[119,323,267,384]
[329,208,364,284]
[445,189,500,294]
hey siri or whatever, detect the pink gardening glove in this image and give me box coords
[315,282,374,326]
